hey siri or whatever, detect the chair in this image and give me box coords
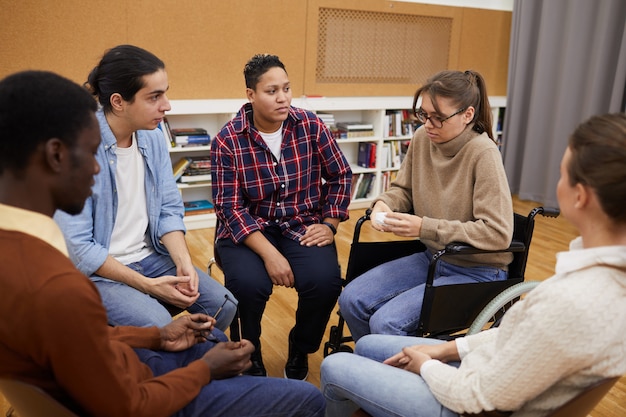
[546,376,619,417]
[0,378,79,417]
[324,206,560,356]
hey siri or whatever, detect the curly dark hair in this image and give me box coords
[0,70,97,176]
[244,54,287,89]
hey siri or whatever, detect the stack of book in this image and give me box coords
[170,127,211,147]
[171,156,212,183]
[180,156,212,183]
[335,122,375,138]
[317,112,335,128]
[183,199,215,216]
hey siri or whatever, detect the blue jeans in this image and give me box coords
[92,251,237,330]
[338,250,507,341]
[321,334,459,417]
[135,341,325,417]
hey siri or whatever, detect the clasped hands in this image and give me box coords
[159,313,254,379]
[384,340,460,375]
[145,264,201,309]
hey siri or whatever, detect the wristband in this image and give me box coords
[322,221,337,235]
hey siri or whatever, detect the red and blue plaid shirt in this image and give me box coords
[211,103,352,243]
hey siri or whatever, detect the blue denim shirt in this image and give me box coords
[54,109,185,276]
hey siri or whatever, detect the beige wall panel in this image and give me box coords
[0,0,127,85]
[457,7,511,96]
[126,0,308,99]
[0,0,509,99]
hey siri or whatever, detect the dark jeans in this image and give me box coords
[217,226,342,353]
[135,339,325,417]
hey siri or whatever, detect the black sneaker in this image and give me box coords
[284,330,309,380]
[244,349,267,377]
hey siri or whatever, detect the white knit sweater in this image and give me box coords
[421,237,626,416]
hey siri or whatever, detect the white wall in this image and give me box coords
[393,0,513,11]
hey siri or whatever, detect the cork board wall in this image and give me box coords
[0,0,510,99]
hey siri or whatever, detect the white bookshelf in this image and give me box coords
[166,96,506,229]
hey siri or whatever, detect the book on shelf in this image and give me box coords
[158,117,175,148]
[336,121,375,139]
[357,142,377,168]
[337,129,375,138]
[170,127,211,147]
[381,143,391,169]
[179,156,211,181]
[336,122,374,131]
[175,134,211,147]
[179,173,212,183]
[384,110,420,137]
[380,171,398,193]
[172,157,192,182]
[351,173,376,200]
[317,112,335,128]
[188,156,211,170]
[171,127,208,136]
[183,199,214,215]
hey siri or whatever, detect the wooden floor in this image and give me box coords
[2,196,624,416]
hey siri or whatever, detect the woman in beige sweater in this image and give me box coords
[322,113,626,416]
[339,70,514,341]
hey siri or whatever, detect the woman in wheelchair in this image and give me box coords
[339,70,514,341]
[321,113,626,416]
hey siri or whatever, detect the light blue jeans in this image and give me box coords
[91,251,237,330]
[338,250,507,341]
[321,334,460,417]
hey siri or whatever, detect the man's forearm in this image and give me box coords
[95,256,151,293]
[160,230,193,268]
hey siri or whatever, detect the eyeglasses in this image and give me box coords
[194,294,240,343]
[416,107,466,128]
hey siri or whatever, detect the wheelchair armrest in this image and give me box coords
[443,240,526,255]
[427,240,526,286]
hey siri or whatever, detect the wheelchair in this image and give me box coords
[323,206,560,356]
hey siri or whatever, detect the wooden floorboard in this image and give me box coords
[2,195,624,416]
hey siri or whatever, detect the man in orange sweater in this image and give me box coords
[0,70,324,417]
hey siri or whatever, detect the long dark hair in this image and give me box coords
[85,44,165,113]
[412,70,493,141]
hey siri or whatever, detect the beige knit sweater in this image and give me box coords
[378,125,513,268]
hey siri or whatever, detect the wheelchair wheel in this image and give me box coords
[467,281,541,335]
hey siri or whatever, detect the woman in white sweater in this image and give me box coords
[321,112,626,417]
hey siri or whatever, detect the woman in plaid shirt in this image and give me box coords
[211,54,352,380]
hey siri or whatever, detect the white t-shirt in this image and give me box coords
[109,133,153,264]
[259,125,283,160]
